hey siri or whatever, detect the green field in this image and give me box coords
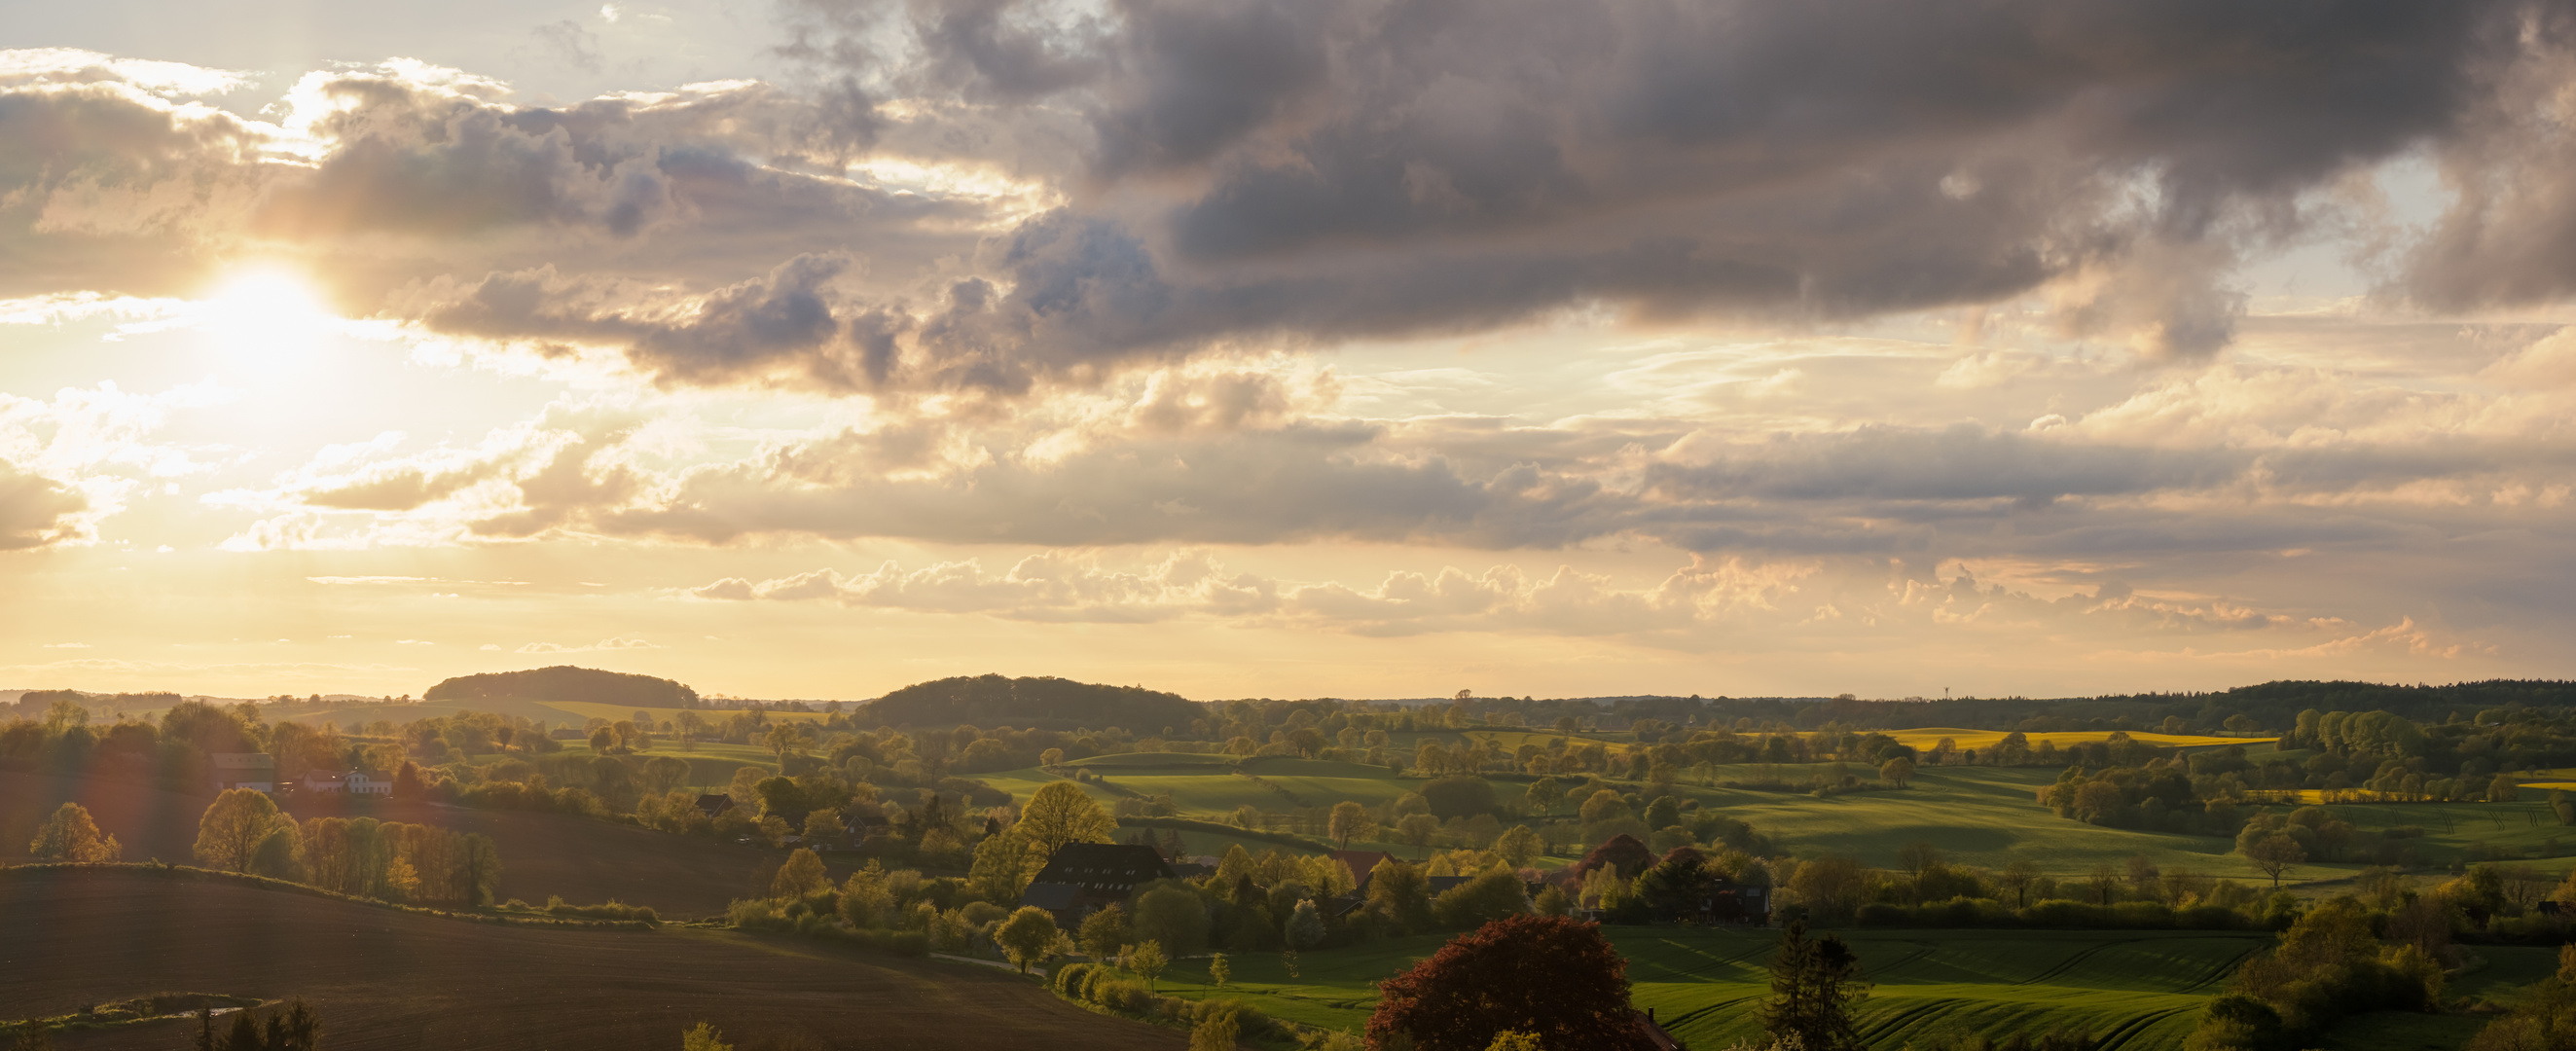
[982,750,2576,884]
[1151,926,2558,1051]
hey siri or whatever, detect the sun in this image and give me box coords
[195,265,340,378]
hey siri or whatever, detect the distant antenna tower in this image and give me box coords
[1943,687,1951,700]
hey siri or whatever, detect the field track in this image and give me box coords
[0,867,1182,1051]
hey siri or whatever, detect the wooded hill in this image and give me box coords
[422,667,701,708]
[859,674,1202,732]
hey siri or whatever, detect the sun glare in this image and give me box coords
[196,265,339,378]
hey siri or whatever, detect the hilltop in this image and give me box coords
[860,673,1202,731]
[423,666,701,708]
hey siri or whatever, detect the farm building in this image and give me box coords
[303,769,392,795]
[209,753,274,792]
[694,794,735,818]
[1020,843,1176,926]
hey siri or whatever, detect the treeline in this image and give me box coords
[189,789,499,906]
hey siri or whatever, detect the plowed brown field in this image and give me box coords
[0,867,1182,1050]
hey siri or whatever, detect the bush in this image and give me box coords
[1054,962,1097,997]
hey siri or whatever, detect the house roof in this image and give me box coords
[694,793,735,814]
[1329,850,1397,886]
[1020,883,1081,911]
[1636,1010,1682,1051]
[1029,842,1176,890]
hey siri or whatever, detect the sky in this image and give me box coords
[2,0,2574,703]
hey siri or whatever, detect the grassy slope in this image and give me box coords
[0,867,1181,1051]
[1157,926,2269,1051]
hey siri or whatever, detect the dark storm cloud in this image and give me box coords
[746,0,2559,381]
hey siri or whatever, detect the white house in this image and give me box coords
[303,769,393,795]
[209,752,275,792]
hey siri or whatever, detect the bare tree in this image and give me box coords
[2248,834,2306,888]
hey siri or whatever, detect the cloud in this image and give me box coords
[17,8,2576,399]
[517,635,658,653]
[759,0,2558,368]
[0,461,90,551]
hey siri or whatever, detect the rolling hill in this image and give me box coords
[861,674,1203,732]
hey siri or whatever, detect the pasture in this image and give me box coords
[0,867,1180,1051]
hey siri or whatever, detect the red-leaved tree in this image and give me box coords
[1366,915,1658,1051]
[1570,833,1658,882]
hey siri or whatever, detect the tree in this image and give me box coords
[1535,885,1572,918]
[1487,1034,1545,1051]
[968,832,1032,900]
[1525,777,1565,816]
[1079,904,1133,960]
[1369,857,1435,932]
[1397,814,1440,855]
[681,1023,734,1051]
[1760,920,1869,1051]
[1135,882,1214,955]
[1896,842,1941,884]
[801,808,842,845]
[1578,790,1629,825]
[2248,834,2307,888]
[391,761,426,800]
[1287,899,1327,949]
[195,788,290,873]
[11,1020,50,1051]
[1367,915,1657,1051]
[2490,774,2522,803]
[1495,825,1544,868]
[1879,756,1916,787]
[588,727,614,754]
[1210,953,1231,988]
[773,848,828,899]
[997,905,1068,973]
[1433,869,1533,930]
[1999,858,2038,908]
[26,803,119,862]
[1328,801,1374,849]
[1126,939,1171,989]
[1190,1010,1239,1051]
[1015,782,1116,868]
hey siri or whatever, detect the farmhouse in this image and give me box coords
[694,793,736,818]
[303,769,392,795]
[1020,843,1176,926]
[209,752,274,792]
